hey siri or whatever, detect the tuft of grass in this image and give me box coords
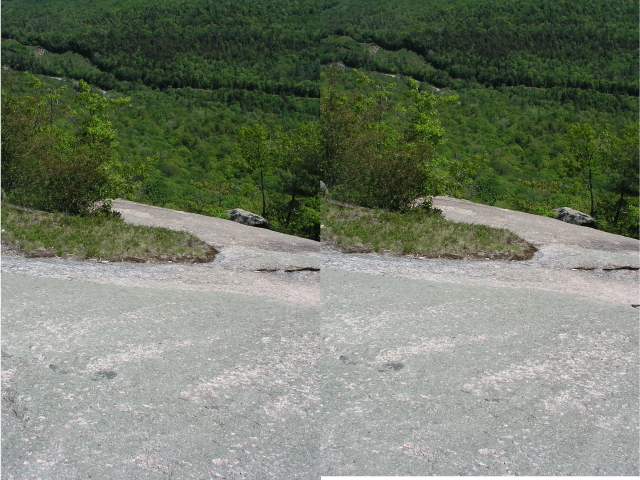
[1,206,217,263]
[321,201,537,260]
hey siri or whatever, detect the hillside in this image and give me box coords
[321,0,638,95]
[1,0,638,237]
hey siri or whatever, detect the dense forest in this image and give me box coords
[2,0,638,238]
[321,0,638,95]
[2,0,321,95]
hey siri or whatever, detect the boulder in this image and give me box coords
[226,208,269,229]
[553,207,597,228]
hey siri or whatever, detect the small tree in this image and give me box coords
[1,73,143,214]
[564,123,601,217]
[235,122,321,238]
[319,66,362,190]
[271,122,321,227]
[600,122,639,227]
[320,67,461,211]
[237,124,273,218]
[1,74,63,204]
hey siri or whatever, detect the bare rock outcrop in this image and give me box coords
[226,208,270,229]
[554,207,597,228]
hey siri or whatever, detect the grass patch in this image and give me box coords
[321,201,537,260]
[1,206,217,263]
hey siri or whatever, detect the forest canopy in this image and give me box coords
[1,0,638,238]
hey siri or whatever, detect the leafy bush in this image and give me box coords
[1,73,148,214]
[320,67,467,211]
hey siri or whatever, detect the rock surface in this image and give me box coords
[226,208,269,228]
[553,206,597,228]
[2,198,638,478]
[432,196,636,253]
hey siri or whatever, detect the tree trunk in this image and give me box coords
[588,168,594,218]
[613,190,625,226]
[286,190,297,227]
[260,170,266,218]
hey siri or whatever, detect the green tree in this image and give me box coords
[271,122,321,229]
[237,124,273,218]
[1,74,142,214]
[320,67,461,211]
[564,123,601,217]
[1,75,62,202]
[319,66,362,190]
[600,122,639,227]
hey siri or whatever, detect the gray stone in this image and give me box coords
[554,207,597,228]
[225,208,269,228]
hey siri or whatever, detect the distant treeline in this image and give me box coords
[4,0,637,97]
[321,0,638,95]
[2,0,321,96]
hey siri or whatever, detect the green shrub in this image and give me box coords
[1,73,147,215]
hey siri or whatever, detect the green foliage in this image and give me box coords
[600,122,639,231]
[322,0,638,95]
[1,75,62,204]
[321,67,467,210]
[563,121,639,238]
[237,124,272,217]
[235,122,321,239]
[1,73,145,214]
[3,0,637,240]
[564,123,601,217]
[315,0,638,238]
[270,122,321,234]
[2,0,321,96]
